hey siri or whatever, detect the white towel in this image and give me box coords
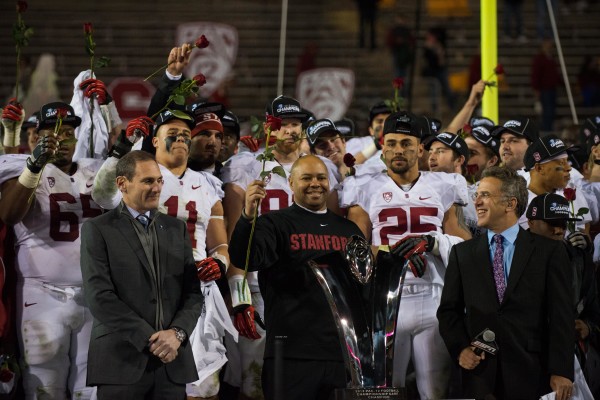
[188,281,238,388]
[539,356,594,400]
[70,70,109,161]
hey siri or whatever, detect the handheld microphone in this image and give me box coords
[471,329,498,356]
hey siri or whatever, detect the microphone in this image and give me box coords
[471,328,498,356]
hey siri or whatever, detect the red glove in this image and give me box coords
[240,135,260,152]
[195,257,224,282]
[390,235,434,259]
[1,99,24,122]
[405,253,427,278]
[79,78,110,105]
[233,304,264,340]
[125,116,154,140]
[390,235,435,278]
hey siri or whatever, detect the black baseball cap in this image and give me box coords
[581,117,600,154]
[580,116,600,152]
[567,145,588,171]
[22,111,40,130]
[382,111,421,139]
[154,109,195,132]
[424,132,469,161]
[306,119,340,147]
[266,95,309,121]
[469,116,495,129]
[470,126,500,157]
[419,115,442,141]
[523,134,570,171]
[302,108,316,130]
[492,117,539,143]
[368,101,392,125]
[39,102,81,130]
[526,192,581,221]
[221,110,240,139]
[334,118,355,137]
[187,101,224,120]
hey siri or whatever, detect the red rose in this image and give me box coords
[194,35,209,49]
[494,64,504,75]
[83,23,93,35]
[563,187,576,201]
[392,77,404,90]
[265,115,282,132]
[16,1,27,13]
[462,123,472,135]
[0,368,13,383]
[343,153,356,168]
[193,73,207,87]
[56,108,69,119]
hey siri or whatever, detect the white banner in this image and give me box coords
[296,68,355,121]
[177,22,238,99]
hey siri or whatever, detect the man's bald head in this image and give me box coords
[289,155,330,211]
[290,155,327,178]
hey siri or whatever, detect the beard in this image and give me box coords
[275,139,300,155]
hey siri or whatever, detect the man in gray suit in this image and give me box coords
[80,150,203,399]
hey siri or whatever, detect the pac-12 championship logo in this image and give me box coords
[296,68,354,121]
[177,22,238,99]
[383,192,393,203]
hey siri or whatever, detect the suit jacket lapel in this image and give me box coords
[474,235,500,305]
[504,228,534,301]
[154,214,169,282]
[113,208,153,277]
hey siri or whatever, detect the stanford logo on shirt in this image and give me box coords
[383,192,393,203]
[264,173,272,184]
[47,177,55,188]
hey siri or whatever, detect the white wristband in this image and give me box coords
[228,275,252,308]
[360,141,378,159]
[2,125,19,148]
[210,251,229,270]
[18,166,41,189]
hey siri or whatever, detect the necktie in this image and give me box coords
[136,214,149,232]
[492,234,506,303]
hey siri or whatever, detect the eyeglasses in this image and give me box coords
[471,191,503,201]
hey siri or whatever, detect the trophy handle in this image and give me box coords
[371,254,409,388]
[309,259,374,388]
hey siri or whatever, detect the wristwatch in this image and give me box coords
[171,327,187,343]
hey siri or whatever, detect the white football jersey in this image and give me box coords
[345,136,374,158]
[342,171,468,246]
[157,165,223,261]
[0,159,104,284]
[91,160,223,261]
[341,171,468,286]
[464,183,481,236]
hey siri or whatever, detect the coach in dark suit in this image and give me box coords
[80,150,202,399]
[437,166,574,400]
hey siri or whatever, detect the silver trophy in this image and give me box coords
[309,235,410,399]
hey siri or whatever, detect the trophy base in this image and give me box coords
[334,387,407,400]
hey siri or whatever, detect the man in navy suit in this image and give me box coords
[437,166,574,399]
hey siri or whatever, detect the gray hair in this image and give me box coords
[481,166,529,217]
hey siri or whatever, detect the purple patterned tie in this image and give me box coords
[493,234,506,303]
